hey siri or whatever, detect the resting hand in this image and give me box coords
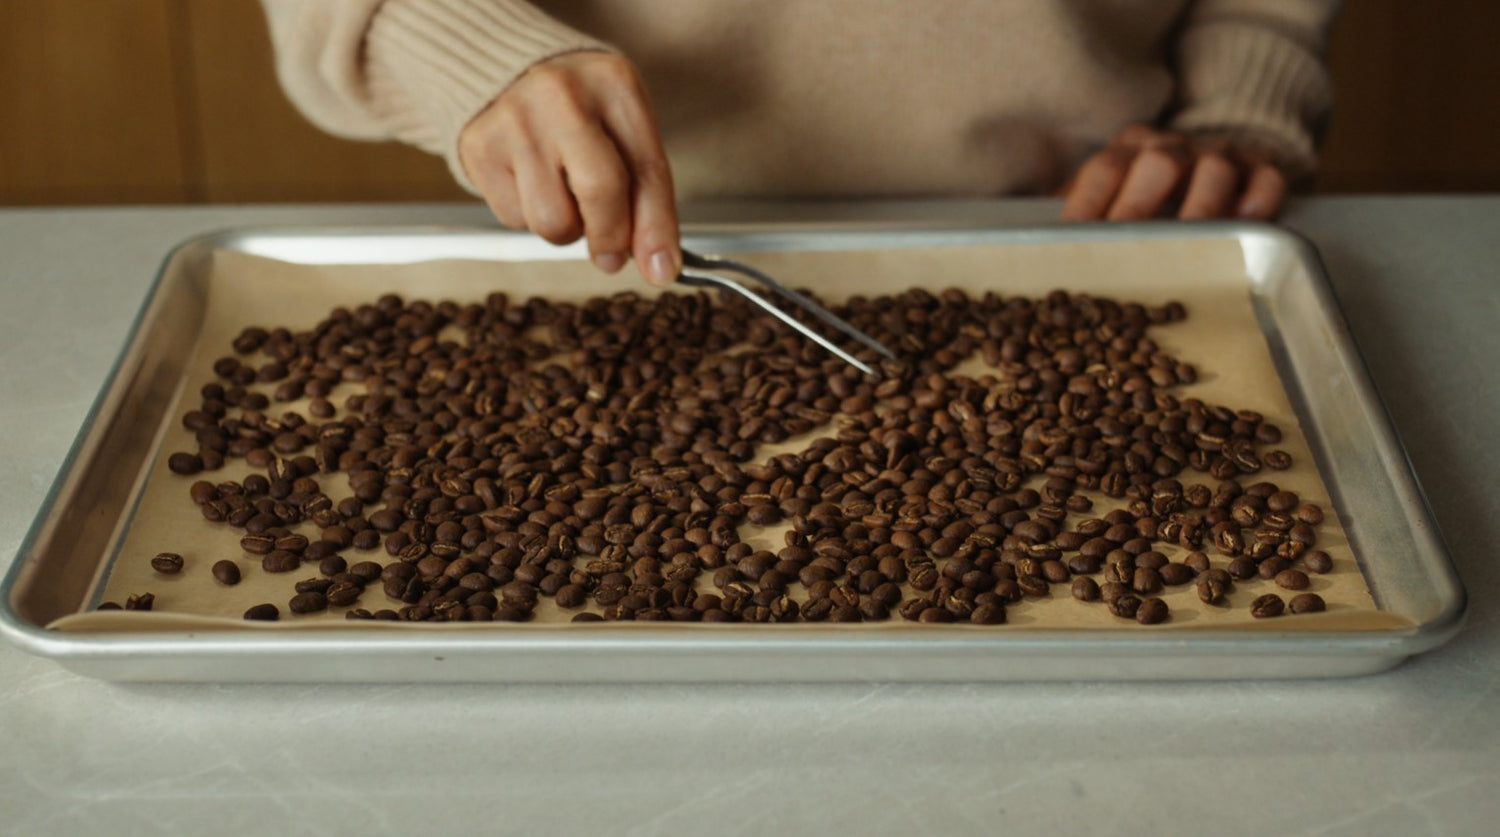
[459,51,681,285]
[1061,125,1290,222]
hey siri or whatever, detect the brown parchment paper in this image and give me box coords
[57,237,1411,633]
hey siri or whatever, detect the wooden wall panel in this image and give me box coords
[177,0,463,202]
[1320,0,1500,192]
[2,1,1497,205]
[0,0,188,204]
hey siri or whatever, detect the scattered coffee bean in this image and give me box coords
[1109,594,1142,620]
[156,285,1350,628]
[1197,577,1227,605]
[1250,593,1285,618]
[262,551,301,573]
[1136,597,1169,625]
[150,552,184,574]
[1302,550,1333,574]
[1288,593,1327,614]
[124,592,155,611]
[288,591,328,614]
[167,452,203,475]
[1274,568,1310,590]
[243,603,279,621]
[970,603,1006,625]
[211,560,241,586]
[1071,576,1100,602]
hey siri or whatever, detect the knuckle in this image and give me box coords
[570,167,629,206]
[530,208,582,244]
[591,52,641,86]
[631,154,672,185]
[1142,148,1185,178]
[1090,151,1131,179]
[520,63,584,104]
[1114,124,1156,147]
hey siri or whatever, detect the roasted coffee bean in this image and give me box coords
[1135,551,1168,571]
[351,528,381,551]
[1257,556,1290,580]
[1017,575,1050,598]
[1136,597,1169,625]
[1274,568,1310,590]
[1158,562,1194,586]
[970,603,1006,625]
[1288,592,1326,614]
[1250,593,1285,618]
[1108,594,1142,620]
[1296,503,1325,525]
[189,481,219,505]
[240,535,275,555]
[294,577,331,595]
[1196,577,1227,605]
[167,452,203,475]
[150,552,185,574]
[1225,557,1257,580]
[897,598,929,621]
[326,582,362,607]
[1099,581,1129,605]
[917,607,954,624]
[288,591,327,614]
[124,592,155,611]
[1201,567,1233,588]
[1071,576,1100,602]
[1263,450,1293,470]
[1041,559,1070,583]
[212,559,242,586]
[262,551,301,573]
[273,534,309,554]
[555,584,588,608]
[243,603,279,621]
[1132,567,1163,595]
[1302,550,1333,574]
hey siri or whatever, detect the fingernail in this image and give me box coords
[592,252,625,274]
[646,249,679,286]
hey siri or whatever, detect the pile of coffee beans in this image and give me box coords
[131,284,1338,625]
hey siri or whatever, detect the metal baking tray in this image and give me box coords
[0,222,1466,682]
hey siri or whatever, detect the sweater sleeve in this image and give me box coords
[259,0,611,190]
[1168,0,1341,180]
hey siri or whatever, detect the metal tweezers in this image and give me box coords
[676,249,896,376]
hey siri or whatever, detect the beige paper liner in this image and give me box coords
[59,238,1407,633]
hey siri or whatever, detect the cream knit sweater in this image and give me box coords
[261,0,1338,199]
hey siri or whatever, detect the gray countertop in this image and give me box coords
[1,198,1496,835]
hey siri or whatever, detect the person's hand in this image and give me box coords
[1061,125,1289,222]
[459,51,681,286]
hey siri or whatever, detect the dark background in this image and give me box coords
[3,0,1495,205]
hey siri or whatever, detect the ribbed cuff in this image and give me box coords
[364,0,611,193]
[1170,21,1332,181]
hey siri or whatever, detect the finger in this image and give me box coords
[458,116,527,231]
[511,140,583,245]
[1178,152,1239,219]
[601,87,680,286]
[556,124,633,273]
[1061,148,1132,221]
[1236,163,1288,220]
[1106,147,1190,221]
[1110,124,1161,151]
[472,165,525,230]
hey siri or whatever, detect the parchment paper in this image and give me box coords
[58,237,1408,632]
